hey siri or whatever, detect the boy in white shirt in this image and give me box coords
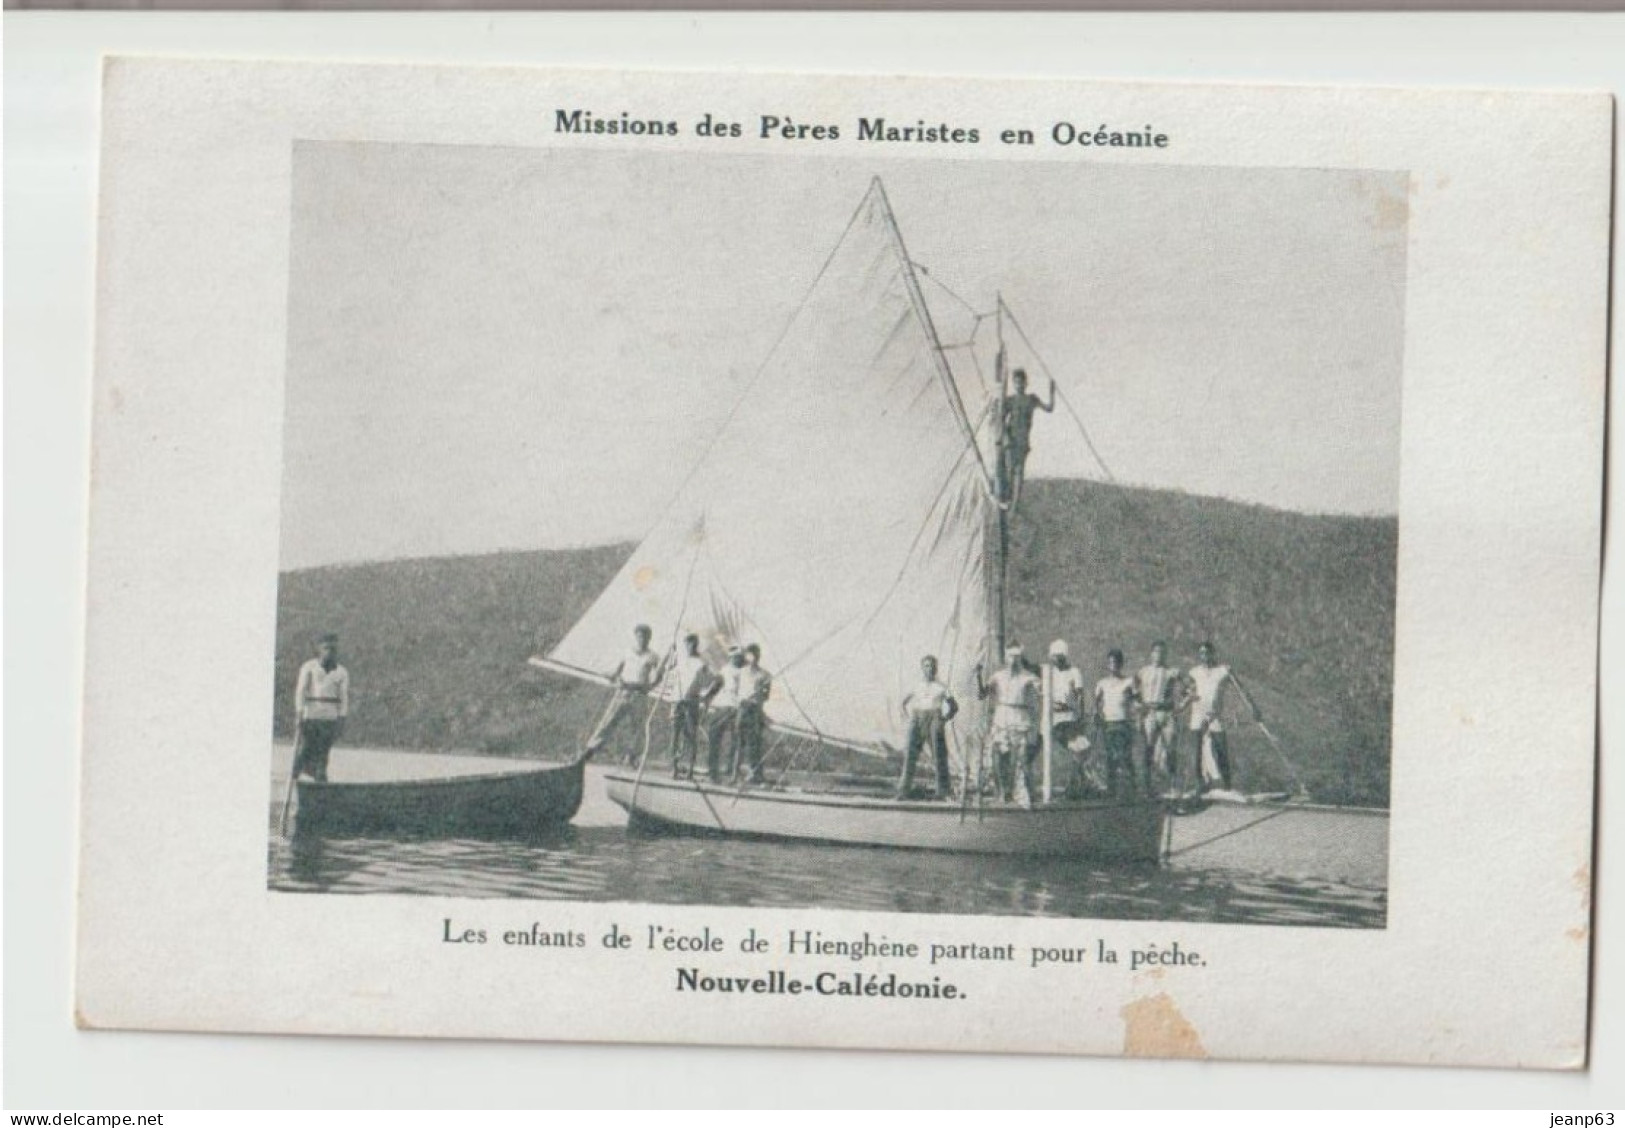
[733,644,773,784]
[1135,640,1181,794]
[976,645,1041,804]
[1093,648,1139,797]
[1183,640,1263,794]
[1045,640,1089,797]
[665,633,716,779]
[702,646,747,782]
[897,654,959,800]
[585,624,667,764]
[293,633,350,783]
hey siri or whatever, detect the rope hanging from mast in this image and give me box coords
[870,179,1001,504]
[911,264,1123,488]
[1001,305,1120,485]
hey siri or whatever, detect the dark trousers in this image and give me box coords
[294,719,340,782]
[733,703,766,781]
[1000,441,1031,505]
[704,706,737,781]
[669,700,701,775]
[898,713,951,797]
[1102,721,1136,797]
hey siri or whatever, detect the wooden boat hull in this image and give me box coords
[604,771,1165,860]
[294,758,585,838]
[1166,795,1389,887]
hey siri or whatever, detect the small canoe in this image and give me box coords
[293,757,585,838]
[604,770,1164,860]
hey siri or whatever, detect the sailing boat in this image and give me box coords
[531,179,1165,861]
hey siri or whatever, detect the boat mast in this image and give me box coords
[994,295,1010,659]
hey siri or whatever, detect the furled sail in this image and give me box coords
[545,179,997,752]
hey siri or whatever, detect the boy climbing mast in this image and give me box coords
[999,367,1055,506]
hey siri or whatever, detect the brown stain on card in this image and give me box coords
[1371,190,1409,232]
[1567,864,1593,945]
[1351,175,1410,233]
[633,565,657,591]
[1120,993,1206,1059]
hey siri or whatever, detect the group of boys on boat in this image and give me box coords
[581,622,1262,807]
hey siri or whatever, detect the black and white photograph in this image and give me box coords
[71,60,1604,1067]
[270,145,1403,928]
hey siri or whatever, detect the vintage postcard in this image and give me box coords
[76,59,1607,1067]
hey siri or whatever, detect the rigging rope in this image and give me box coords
[698,536,847,761]
[909,267,1120,487]
[629,197,876,547]
[628,535,705,803]
[1165,804,1293,859]
[1051,385,1119,486]
[746,388,999,702]
[872,185,1001,504]
[1254,720,1310,799]
[914,262,983,319]
[1001,306,1120,485]
[859,407,989,635]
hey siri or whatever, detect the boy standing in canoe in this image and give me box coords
[293,632,349,783]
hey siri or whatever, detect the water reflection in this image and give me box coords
[268,821,1385,928]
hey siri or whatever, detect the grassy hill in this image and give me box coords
[275,479,1395,806]
[1008,481,1394,806]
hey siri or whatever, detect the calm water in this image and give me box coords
[267,818,1386,929]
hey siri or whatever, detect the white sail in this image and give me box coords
[546,180,997,752]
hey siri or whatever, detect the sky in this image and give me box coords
[280,142,1406,569]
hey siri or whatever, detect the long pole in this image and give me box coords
[627,641,678,814]
[995,296,1010,658]
[278,721,304,837]
[1040,664,1054,805]
[1254,720,1310,799]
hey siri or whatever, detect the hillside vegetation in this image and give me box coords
[275,479,1395,806]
